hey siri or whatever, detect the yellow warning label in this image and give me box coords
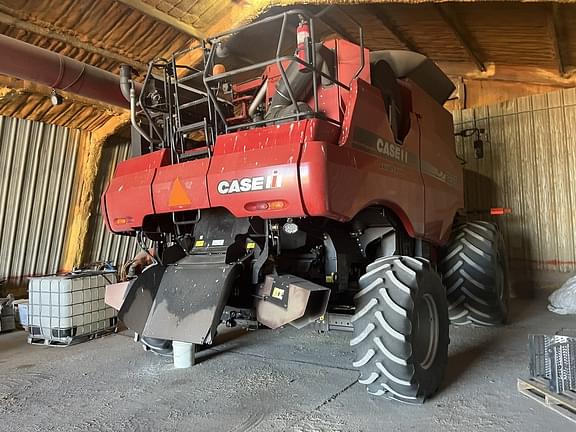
[246,242,256,249]
[195,240,205,247]
[271,287,285,300]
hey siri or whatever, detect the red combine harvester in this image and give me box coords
[103,10,509,403]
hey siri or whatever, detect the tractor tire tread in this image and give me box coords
[351,256,448,404]
[440,221,509,326]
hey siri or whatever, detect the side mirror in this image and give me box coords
[455,127,487,161]
[473,139,484,159]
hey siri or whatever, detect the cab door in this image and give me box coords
[411,83,464,244]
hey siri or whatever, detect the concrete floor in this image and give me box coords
[1,280,575,431]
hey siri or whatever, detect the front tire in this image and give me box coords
[351,256,449,404]
[440,221,509,326]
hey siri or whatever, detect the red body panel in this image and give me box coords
[208,121,309,218]
[300,79,425,236]
[104,150,170,233]
[103,40,464,246]
[152,158,211,214]
[264,39,370,124]
[409,81,464,242]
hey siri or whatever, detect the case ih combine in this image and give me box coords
[102,10,509,403]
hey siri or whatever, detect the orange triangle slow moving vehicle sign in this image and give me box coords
[168,177,192,207]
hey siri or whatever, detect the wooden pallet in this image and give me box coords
[27,327,117,347]
[518,378,576,424]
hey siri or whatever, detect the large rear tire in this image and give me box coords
[350,256,449,404]
[440,221,509,326]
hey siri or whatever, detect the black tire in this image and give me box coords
[350,256,449,404]
[440,220,509,326]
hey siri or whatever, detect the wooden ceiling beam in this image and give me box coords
[367,5,421,53]
[308,6,360,45]
[0,11,147,71]
[438,61,576,87]
[319,10,358,44]
[434,4,486,73]
[550,4,568,77]
[116,0,203,40]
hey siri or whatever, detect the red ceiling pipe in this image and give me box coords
[0,34,140,109]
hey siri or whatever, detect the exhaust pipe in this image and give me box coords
[255,274,330,329]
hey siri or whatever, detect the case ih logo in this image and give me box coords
[353,127,412,165]
[217,172,282,194]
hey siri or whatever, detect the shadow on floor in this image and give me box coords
[443,336,494,391]
[196,326,254,364]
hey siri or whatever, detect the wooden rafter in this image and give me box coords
[367,5,421,53]
[550,4,567,77]
[311,6,359,44]
[438,61,576,87]
[434,4,486,73]
[117,0,203,40]
[0,11,147,71]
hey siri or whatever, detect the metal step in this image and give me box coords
[180,147,209,160]
[175,82,206,96]
[177,121,206,134]
[178,98,208,110]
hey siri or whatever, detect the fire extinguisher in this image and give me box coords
[296,16,311,72]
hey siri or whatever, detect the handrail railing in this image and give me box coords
[136,44,213,160]
[132,8,365,162]
[203,8,364,133]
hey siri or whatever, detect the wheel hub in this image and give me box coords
[414,293,439,370]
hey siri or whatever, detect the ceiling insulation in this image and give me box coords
[0,0,575,125]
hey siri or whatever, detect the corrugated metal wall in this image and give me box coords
[0,117,140,297]
[85,136,141,267]
[0,116,80,292]
[453,87,576,272]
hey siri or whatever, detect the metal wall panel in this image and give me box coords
[0,116,80,293]
[454,88,576,272]
[85,137,141,268]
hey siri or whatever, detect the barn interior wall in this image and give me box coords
[453,87,576,274]
[0,116,136,298]
[0,116,81,297]
[84,134,143,270]
[446,78,568,110]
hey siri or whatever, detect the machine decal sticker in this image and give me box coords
[168,177,192,207]
[271,287,285,300]
[421,161,459,186]
[217,171,283,194]
[352,127,459,187]
[352,127,417,166]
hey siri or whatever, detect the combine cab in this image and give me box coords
[102,10,509,403]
